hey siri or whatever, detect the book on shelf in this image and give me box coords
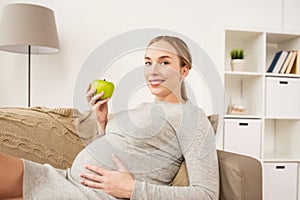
[284,51,297,74]
[280,51,294,73]
[290,50,299,74]
[267,50,288,73]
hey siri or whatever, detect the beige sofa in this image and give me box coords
[0,107,262,200]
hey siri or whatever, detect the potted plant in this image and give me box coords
[230,49,246,71]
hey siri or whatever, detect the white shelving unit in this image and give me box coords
[223,29,300,200]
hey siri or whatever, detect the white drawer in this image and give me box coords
[263,162,298,200]
[265,77,300,118]
[223,119,261,159]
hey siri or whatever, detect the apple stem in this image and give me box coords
[104,79,106,81]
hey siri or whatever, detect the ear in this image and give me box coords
[181,65,189,77]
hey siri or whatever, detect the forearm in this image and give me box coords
[131,180,218,200]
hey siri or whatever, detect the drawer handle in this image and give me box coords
[279,81,288,85]
[276,166,285,169]
[239,123,248,126]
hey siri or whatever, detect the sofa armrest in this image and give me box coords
[218,150,262,200]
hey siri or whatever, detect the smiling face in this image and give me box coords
[144,40,189,103]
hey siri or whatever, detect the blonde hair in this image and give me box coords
[147,36,192,101]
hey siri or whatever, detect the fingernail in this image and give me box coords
[80,180,86,185]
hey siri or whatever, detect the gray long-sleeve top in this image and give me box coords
[23,100,219,199]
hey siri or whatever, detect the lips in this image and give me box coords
[149,79,164,86]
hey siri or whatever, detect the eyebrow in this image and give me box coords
[144,55,172,60]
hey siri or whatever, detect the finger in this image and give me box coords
[81,178,103,189]
[85,165,107,175]
[86,88,97,102]
[85,83,91,94]
[93,91,105,102]
[80,172,103,183]
[93,97,109,110]
[112,153,128,172]
[90,91,104,106]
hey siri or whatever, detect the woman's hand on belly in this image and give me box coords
[80,153,134,199]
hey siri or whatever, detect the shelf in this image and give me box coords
[225,71,263,77]
[263,151,300,162]
[266,32,300,44]
[226,29,263,41]
[224,114,262,119]
[265,116,300,120]
[263,158,300,162]
[265,73,300,78]
[224,28,300,197]
[225,30,264,72]
[224,73,263,116]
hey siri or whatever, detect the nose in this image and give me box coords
[148,63,160,75]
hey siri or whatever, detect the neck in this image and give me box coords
[155,93,184,103]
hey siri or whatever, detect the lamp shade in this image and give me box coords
[0,3,59,54]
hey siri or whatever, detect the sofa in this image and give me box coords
[0,106,262,200]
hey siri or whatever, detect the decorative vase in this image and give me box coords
[230,59,246,71]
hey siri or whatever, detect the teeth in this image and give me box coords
[150,80,163,85]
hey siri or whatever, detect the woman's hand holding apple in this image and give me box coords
[86,84,110,135]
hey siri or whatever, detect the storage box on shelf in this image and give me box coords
[223,118,261,160]
[264,162,298,200]
[223,28,300,200]
[265,76,300,118]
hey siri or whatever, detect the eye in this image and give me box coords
[161,61,169,65]
[145,61,152,66]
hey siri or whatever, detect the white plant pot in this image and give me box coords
[230,59,246,71]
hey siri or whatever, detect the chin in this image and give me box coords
[148,88,167,99]
[149,89,161,96]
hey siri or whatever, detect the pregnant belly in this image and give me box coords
[70,136,117,183]
[70,135,181,185]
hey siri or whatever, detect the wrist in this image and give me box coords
[96,121,107,135]
[125,179,134,198]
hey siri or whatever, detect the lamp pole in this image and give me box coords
[28,45,31,107]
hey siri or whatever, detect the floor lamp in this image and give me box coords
[0,4,60,107]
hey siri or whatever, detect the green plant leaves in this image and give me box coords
[230,49,244,59]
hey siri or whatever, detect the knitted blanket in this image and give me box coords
[0,107,98,169]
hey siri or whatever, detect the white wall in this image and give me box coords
[0,0,299,110]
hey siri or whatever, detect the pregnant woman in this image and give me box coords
[0,35,219,200]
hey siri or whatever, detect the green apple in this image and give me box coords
[91,79,115,100]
